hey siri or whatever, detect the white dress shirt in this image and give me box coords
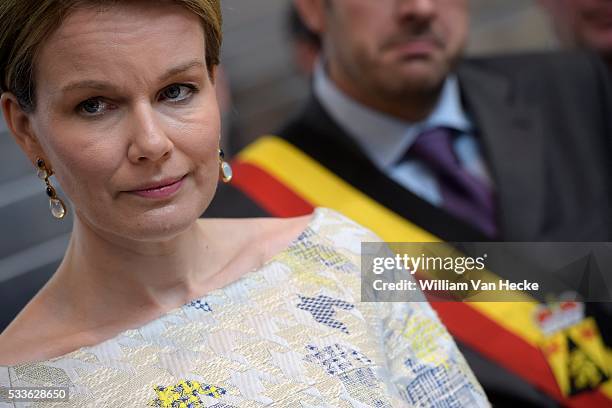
[313,62,493,206]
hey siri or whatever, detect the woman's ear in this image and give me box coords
[0,92,44,164]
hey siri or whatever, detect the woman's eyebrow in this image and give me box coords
[158,60,206,82]
[60,79,119,94]
[58,60,206,94]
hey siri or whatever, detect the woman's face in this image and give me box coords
[27,1,221,242]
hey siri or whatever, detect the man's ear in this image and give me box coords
[0,92,44,165]
[294,0,328,35]
[536,0,573,46]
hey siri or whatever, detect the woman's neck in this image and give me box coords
[48,214,222,332]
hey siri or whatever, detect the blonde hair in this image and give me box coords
[0,0,222,112]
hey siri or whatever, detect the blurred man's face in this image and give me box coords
[542,0,612,61]
[299,0,469,104]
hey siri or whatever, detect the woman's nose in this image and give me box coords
[127,103,174,164]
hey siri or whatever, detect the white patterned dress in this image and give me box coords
[0,208,489,407]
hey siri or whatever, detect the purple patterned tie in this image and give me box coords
[408,127,498,238]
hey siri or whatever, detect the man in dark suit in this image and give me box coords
[208,0,612,405]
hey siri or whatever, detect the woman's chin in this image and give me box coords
[84,203,204,244]
[128,206,203,242]
[74,183,214,243]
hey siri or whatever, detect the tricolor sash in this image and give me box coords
[231,135,612,407]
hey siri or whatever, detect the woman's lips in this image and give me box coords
[128,176,186,199]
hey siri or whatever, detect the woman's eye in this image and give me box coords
[160,84,196,102]
[77,98,110,116]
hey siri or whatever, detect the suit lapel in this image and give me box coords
[280,96,489,241]
[458,63,545,240]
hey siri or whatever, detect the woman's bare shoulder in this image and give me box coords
[0,288,88,365]
[0,329,43,365]
[0,307,59,365]
[0,308,107,366]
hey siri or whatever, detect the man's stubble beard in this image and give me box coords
[358,56,455,121]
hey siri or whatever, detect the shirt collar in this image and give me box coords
[313,61,473,169]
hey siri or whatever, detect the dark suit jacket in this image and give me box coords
[207,51,612,407]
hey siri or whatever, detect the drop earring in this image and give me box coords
[36,158,67,219]
[218,148,233,183]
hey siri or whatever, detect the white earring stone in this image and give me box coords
[49,198,67,219]
[221,161,233,183]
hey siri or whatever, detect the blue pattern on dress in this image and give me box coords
[297,294,354,334]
